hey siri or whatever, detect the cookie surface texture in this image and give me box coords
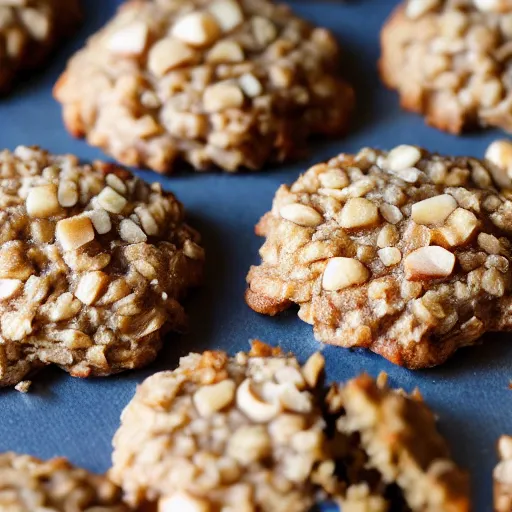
[0,452,128,511]
[380,0,512,134]
[54,0,353,173]
[246,145,512,368]
[0,146,204,388]
[0,0,81,94]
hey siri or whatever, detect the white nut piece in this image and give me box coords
[474,0,510,13]
[438,208,479,247]
[203,82,244,112]
[26,184,60,218]
[97,186,127,214]
[494,460,512,485]
[404,246,455,280]
[88,208,112,235]
[280,203,323,227]
[106,21,148,55]
[322,257,370,291]
[207,40,244,63]
[406,0,440,19]
[19,7,49,40]
[119,219,148,244]
[485,139,512,187]
[208,0,244,32]
[56,216,95,251]
[171,12,220,47]
[339,198,380,229]
[75,271,109,305]
[193,379,236,417]
[105,173,127,195]
[58,180,78,207]
[159,492,210,512]
[380,203,403,224]
[302,352,325,387]
[0,279,22,301]
[148,38,195,77]
[236,378,281,422]
[183,239,205,260]
[411,194,457,226]
[378,247,402,266]
[386,145,422,171]
[239,73,263,97]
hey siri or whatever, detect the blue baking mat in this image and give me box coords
[0,1,509,510]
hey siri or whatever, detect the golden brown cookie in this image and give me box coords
[246,145,512,368]
[0,0,81,94]
[380,0,512,134]
[0,146,203,388]
[53,0,353,174]
[0,452,128,511]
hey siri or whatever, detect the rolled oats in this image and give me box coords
[246,146,512,368]
[0,146,203,388]
[53,0,353,174]
[0,452,128,511]
[381,0,512,134]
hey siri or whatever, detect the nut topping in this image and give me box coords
[339,198,380,229]
[280,203,323,227]
[386,145,422,171]
[56,216,95,251]
[75,271,109,305]
[208,0,244,32]
[171,12,220,47]
[411,194,457,226]
[404,246,455,280]
[322,257,370,291]
[236,378,281,422]
[203,82,244,112]
[0,278,22,301]
[193,379,236,417]
[26,185,60,218]
[97,187,127,214]
[107,22,148,55]
[148,38,195,77]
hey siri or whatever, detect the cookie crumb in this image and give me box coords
[14,380,32,393]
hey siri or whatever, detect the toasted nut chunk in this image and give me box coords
[478,232,502,254]
[97,186,127,214]
[378,247,402,266]
[208,0,244,32]
[56,216,95,251]
[280,203,323,227]
[119,219,148,244]
[486,140,512,187]
[482,267,505,296]
[251,16,277,45]
[377,224,399,248]
[106,22,148,55]
[88,208,112,235]
[404,246,455,280]
[19,7,49,40]
[386,145,422,171]
[406,0,440,19]
[105,173,127,195]
[75,271,109,305]
[302,352,325,387]
[228,425,272,464]
[322,257,370,291]
[411,194,457,226]
[26,185,60,218]
[148,38,195,77]
[171,12,220,47]
[203,82,244,112]
[236,378,280,422]
[58,180,78,207]
[239,73,263,97]
[474,0,510,12]
[183,239,205,260]
[159,492,210,512]
[0,278,22,301]
[193,379,236,417]
[380,203,403,224]
[339,198,380,229]
[438,208,479,247]
[207,40,244,63]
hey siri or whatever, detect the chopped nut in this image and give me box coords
[183,239,205,260]
[478,232,502,254]
[159,492,210,512]
[119,219,148,244]
[208,0,244,32]
[0,278,22,301]
[88,209,112,235]
[148,38,196,77]
[411,194,457,226]
[386,145,422,171]
[58,180,78,207]
[193,379,236,417]
[75,271,109,305]
[339,198,380,229]
[105,173,127,195]
[134,206,158,236]
[207,40,244,63]
[377,224,399,248]
[482,267,505,296]
[406,0,440,18]
[14,380,31,393]
[404,246,455,280]
[378,247,402,266]
[380,203,403,224]
[322,257,370,291]
[228,425,272,465]
[251,16,277,46]
[280,203,323,227]
[97,187,127,214]
[56,216,95,251]
[239,73,263,97]
[26,185,61,218]
[106,22,148,55]
[236,378,280,422]
[437,208,479,247]
[171,12,220,47]
[485,139,512,187]
[19,7,49,40]
[474,0,510,12]
[302,352,325,387]
[203,82,244,112]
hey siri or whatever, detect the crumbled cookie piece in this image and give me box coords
[0,0,81,94]
[0,146,203,388]
[0,452,128,511]
[246,145,512,368]
[53,0,353,174]
[495,435,512,512]
[327,374,470,512]
[380,0,512,134]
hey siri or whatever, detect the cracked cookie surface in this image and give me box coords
[246,145,512,368]
[494,435,512,512]
[0,452,128,511]
[53,0,353,174]
[380,0,512,134]
[0,0,81,94]
[110,343,469,511]
[0,146,203,388]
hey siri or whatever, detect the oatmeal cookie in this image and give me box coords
[0,146,203,388]
[53,0,353,174]
[246,145,512,368]
[0,0,81,94]
[110,343,469,511]
[0,452,128,511]
[380,0,512,134]
[494,435,512,512]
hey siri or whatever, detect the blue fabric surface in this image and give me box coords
[0,1,509,510]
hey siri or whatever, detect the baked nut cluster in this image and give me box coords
[380,0,512,133]
[0,0,81,94]
[0,452,128,511]
[246,145,512,368]
[53,0,353,173]
[110,343,469,511]
[0,146,203,388]
[495,435,512,512]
